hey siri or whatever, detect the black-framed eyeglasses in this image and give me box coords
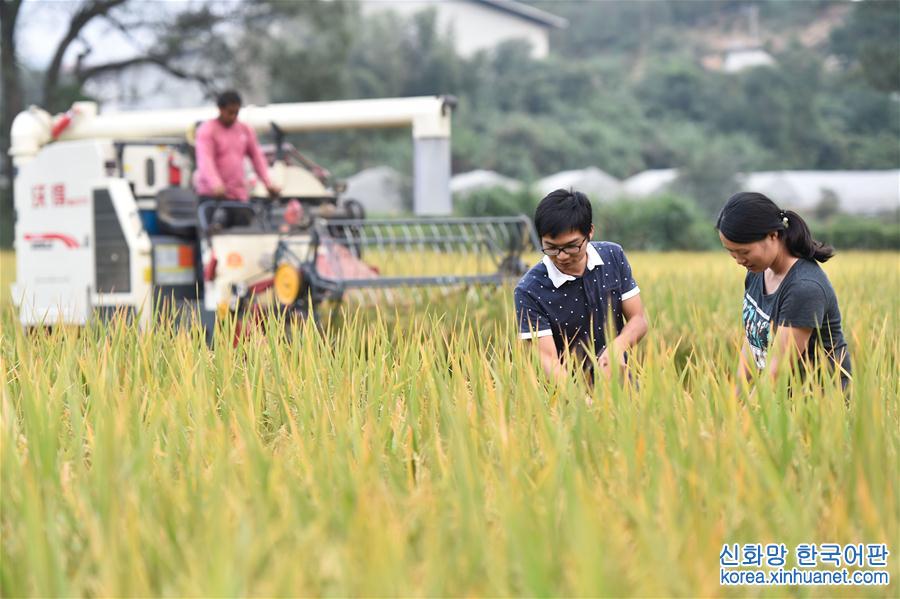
[541,236,588,257]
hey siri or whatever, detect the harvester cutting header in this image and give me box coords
[9,95,538,329]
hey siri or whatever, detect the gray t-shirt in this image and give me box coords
[743,259,851,387]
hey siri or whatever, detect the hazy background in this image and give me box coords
[2,0,898,249]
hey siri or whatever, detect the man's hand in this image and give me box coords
[597,342,626,379]
[536,335,567,382]
[212,184,226,198]
[266,183,282,198]
[596,293,647,380]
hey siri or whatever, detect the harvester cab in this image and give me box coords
[8,97,539,331]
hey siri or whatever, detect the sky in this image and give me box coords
[17,0,214,110]
[19,0,134,68]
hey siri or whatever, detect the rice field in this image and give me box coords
[1,250,898,596]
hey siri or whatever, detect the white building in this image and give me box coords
[536,167,622,202]
[741,170,900,216]
[451,169,522,195]
[622,169,679,197]
[345,166,409,214]
[360,0,568,59]
[621,168,900,216]
[722,46,776,73]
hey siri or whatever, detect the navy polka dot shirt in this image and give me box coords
[514,241,640,357]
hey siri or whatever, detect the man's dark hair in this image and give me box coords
[216,90,242,108]
[534,189,592,238]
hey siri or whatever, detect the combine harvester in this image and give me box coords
[8,96,538,332]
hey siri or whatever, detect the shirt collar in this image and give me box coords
[542,242,604,288]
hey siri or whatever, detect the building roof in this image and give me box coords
[741,170,900,215]
[622,169,679,197]
[723,48,776,73]
[474,0,569,29]
[621,168,899,215]
[345,166,408,214]
[451,169,523,195]
[536,167,623,201]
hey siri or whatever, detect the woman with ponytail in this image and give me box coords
[717,192,851,391]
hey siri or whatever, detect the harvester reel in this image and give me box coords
[306,215,541,303]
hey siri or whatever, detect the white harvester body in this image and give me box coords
[8,97,455,328]
[11,138,154,327]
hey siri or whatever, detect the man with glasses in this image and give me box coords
[514,189,648,382]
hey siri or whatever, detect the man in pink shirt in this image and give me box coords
[194,90,280,228]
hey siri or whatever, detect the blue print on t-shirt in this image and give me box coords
[743,292,770,368]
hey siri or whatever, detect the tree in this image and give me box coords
[0,0,24,246]
[1,0,215,245]
[671,130,768,216]
[1,0,24,163]
[813,190,841,221]
[40,0,129,111]
[831,0,900,93]
[0,0,307,246]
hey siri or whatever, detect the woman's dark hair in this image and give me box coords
[216,90,242,108]
[534,189,592,238]
[717,191,834,262]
